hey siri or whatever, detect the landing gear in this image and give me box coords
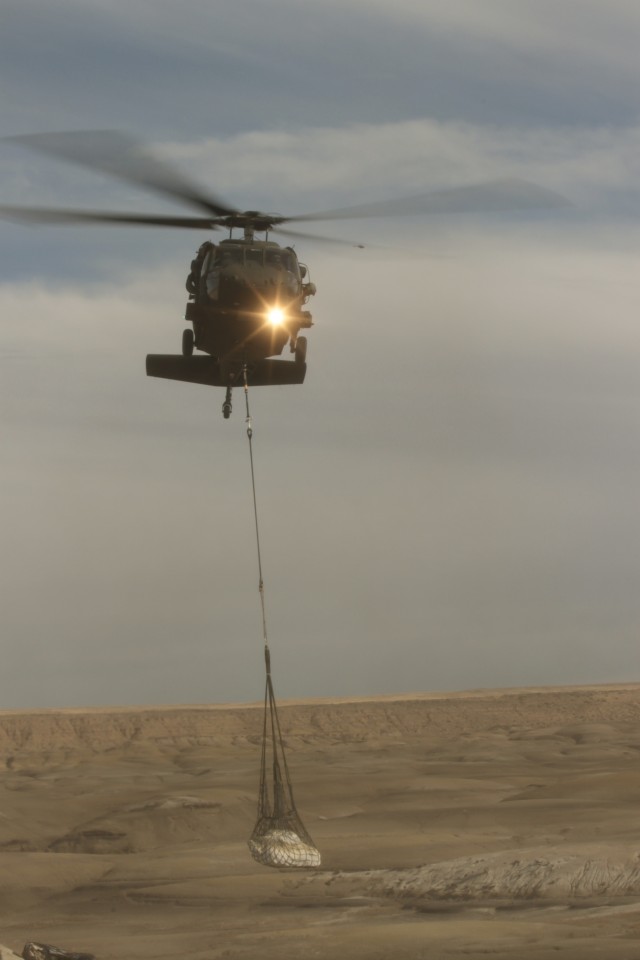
[222,385,233,419]
[294,336,307,364]
[182,327,194,357]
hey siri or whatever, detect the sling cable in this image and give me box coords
[242,367,321,868]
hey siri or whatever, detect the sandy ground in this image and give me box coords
[2,683,640,959]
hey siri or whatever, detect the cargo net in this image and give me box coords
[248,647,321,868]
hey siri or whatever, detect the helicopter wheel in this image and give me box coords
[294,336,307,364]
[182,327,194,357]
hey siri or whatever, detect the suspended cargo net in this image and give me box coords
[243,373,320,868]
[248,647,321,868]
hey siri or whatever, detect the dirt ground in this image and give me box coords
[2,684,640,959]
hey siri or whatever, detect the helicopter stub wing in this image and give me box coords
[145,355,307,388]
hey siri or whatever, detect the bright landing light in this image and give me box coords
[267,308,285,326]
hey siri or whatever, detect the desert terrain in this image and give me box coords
[2,684,640,959]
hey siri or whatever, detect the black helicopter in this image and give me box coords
[178,219,317,419]
[0,131,566,418]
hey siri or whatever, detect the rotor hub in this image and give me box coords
[219,211,283,234]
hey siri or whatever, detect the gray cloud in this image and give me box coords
[3,0,640,145]
[159,118,640,213]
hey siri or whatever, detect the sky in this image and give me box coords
[1,0,640,708]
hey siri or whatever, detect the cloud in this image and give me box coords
[348,0,640,80]
[156,118,640,225]
[3,0,640,147]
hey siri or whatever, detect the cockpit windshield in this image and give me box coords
[204,244,301,301]
[210,245,299,272]
[268,249,298,275]
[246,248,263,266]
[215,247,244,268]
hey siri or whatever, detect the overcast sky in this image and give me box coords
[1,0,640,709]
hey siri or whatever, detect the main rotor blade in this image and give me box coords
[4,130,238,219]
[272,224,366,246]
[0,205,218,229]
[285,178,568,223]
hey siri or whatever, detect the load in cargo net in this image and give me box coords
[248,647,321,868]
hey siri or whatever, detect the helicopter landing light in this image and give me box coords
[267,308,285,326]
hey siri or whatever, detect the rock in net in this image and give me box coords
[248,647,321,868]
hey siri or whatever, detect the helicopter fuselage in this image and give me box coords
[185,237,315,363]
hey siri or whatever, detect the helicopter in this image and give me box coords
[177,219,317,419]
[0,131,567,418]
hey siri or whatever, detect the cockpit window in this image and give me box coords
[209,244,300,277]
[264,249,281,267]
[268,249,299,276]
[215,247,243,267]
[246,248,264,266]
